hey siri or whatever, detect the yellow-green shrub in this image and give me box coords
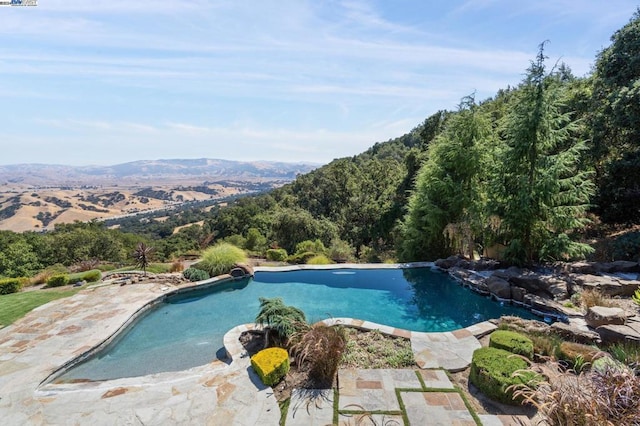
[470,347,539,405]
[198,243,247,277]
[68,269,102,284]
[266,248,288,262]
[306,255,333,265]
[489,330,534,359]
[0,277,24,295]
[46,274,70,288]
[250,347,290,386]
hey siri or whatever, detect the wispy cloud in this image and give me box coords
[1,1,638,166]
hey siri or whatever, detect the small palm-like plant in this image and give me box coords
[255,297,306,348]
[133,242,154,276]
[632,288,640,307]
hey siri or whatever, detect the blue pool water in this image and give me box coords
[57,267,536,381]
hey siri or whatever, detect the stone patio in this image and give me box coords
[286,368,530,425]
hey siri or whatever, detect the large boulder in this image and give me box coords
[550,322,600,344]
[469,258,501,271]
[492,266,522,281]
[510,286,527,303]
[596,261,640,274]
[231,263,254,278]
[597,325,640,344]
[573,274,640,297]
[585,306,627,328]
[450,268,489,294]
[435,255,465,270]
[537,276,569,300]
[509,271,542,293]
[486,276,512,299]
[567,261,598,275]
[523,294,566,317]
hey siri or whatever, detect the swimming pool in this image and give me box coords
[56,267,536,382]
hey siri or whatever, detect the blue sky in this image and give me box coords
[1,0,638,166]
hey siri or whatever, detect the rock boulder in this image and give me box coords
[550,322,600,344]
[596,325,640,344]
[486,276,511,299]
[585,306,627,328]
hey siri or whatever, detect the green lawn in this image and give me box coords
[0,287,82,327]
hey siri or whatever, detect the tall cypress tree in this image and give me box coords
[494,45,594,265]
[399,95,493,261]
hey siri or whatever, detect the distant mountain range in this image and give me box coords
[0,158,319,186]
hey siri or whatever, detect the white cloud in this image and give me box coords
[1,1,638,166]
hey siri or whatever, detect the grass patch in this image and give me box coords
[341,328,415,368]
[278,398,290,426]
[0,287,83,326]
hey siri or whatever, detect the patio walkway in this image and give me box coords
[286,368,530,425]
[0,275,530,425]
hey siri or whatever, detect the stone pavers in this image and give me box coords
[287,368,531,425]
[286,388,334,426]
[339,368,421,411]
[0,280,280,425]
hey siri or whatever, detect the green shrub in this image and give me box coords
[327,238,355,263]
[266,248,288,262]
[469,347,538,405]
[255,297,307,346]
[489,330,534,359]
[294,239,326,255]
[306,254,333,265]
[528,334,563,359]
[251,347,290,386]
[286,251,316,264]
[68,269,102,284]
[0,278,24,295]
[223,234,246,248]
[46,274,70,288]
[198,243,247,277]
[605,341,640,367]
[182,267,210,282]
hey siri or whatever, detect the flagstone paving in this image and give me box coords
[285,368,530,426]
[0,273,528,425]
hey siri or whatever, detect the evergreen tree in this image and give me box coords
[494,45,594,265]
[591,9,640,223]
[399,95,493,261]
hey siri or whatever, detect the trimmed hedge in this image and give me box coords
[182,267,210,282]
[469,347,538,405]
[251,347,290,386]
[0,278,23,295]
[265,248,288,262]
[68,269,102,284]
[46,274,70,288]
[489,330,534,360]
